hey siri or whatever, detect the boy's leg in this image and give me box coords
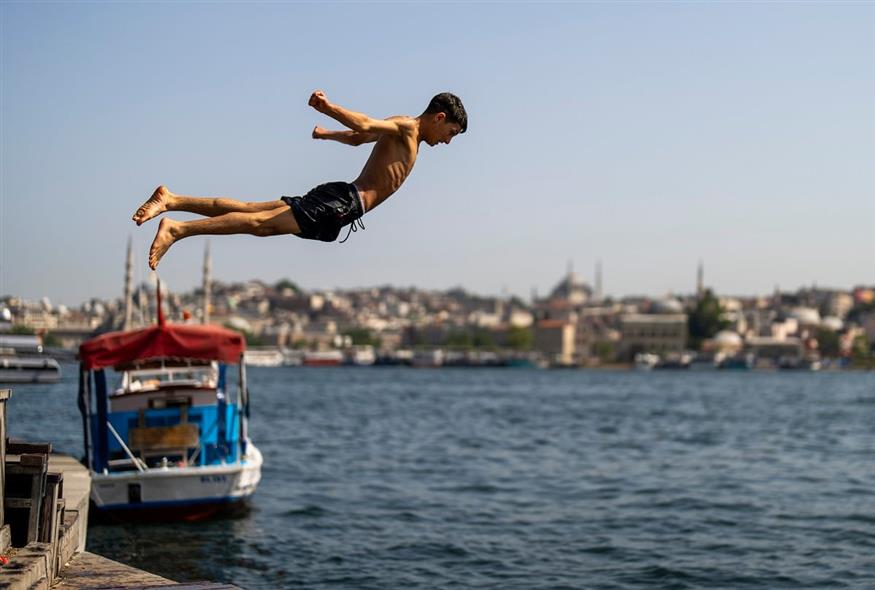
[148,206,300,270]
[133,186,286,225]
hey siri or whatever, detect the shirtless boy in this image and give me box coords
[133,91,467,270]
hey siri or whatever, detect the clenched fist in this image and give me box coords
[308,90,329,113]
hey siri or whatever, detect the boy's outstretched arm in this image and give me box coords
[309,90,414,136]
[312,126,379,146]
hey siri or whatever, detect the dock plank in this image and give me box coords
[53,551,175,589]
[47,455,90,514]
[54,551,242,589]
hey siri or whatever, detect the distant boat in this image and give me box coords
[505,355,548,369]
[634,353,660,370]
[77,310,261,522]
[303,350,344,366]
[0,355,62,383]
[0,334,61,384]
[345,346,376,366]
[654,352,693,370]
[411,349,444,368]
[777,356,822,371]
[717,353,755,370]
[243,348,284,367]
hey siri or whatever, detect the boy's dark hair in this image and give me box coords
[424,92,467,133]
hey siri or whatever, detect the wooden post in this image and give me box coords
[0,389,10,528]
[6,453,48,546]
[38,472,62,583]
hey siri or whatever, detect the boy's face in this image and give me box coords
[427,112,462,146]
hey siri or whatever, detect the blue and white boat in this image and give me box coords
[77,312,261,522]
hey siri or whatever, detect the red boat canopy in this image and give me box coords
[79,323,246,370]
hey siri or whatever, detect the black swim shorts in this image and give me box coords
[281,182,365,243]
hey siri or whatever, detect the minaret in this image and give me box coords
[123,237,134,330]
[202,241,212,325]
[137,283,147,326]
[696,260,704,299]
[595,260,603,302]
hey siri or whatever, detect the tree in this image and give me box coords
[343,328,380,347]
[814,328,840,358]
[274,278,300,293]
[851,335,874,369]
[505,326,533,351]
[43,333,61,348]
[472,329,494,348]
[446,331,472,348]
[224,323,264,347]
[687,289,731,350]
[593,341,616,362]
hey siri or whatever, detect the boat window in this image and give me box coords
[117,365,218,394]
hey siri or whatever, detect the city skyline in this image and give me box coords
[4,243,871,310]
[2,3,873,305]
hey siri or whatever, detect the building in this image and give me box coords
[745,336,804,361]
[548,266,592,306]
[533,319,576,365]
[619,313,688,359]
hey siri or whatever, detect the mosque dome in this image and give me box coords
[821,316,843,331]
[713,330,743,347]
[789,307,821,325]
[651,298,684,314]
[549,270,592,305]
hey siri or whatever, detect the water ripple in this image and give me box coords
[16,366,875,589]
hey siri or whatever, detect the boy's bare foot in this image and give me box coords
[148,218,181,270]
[133,186,173,226]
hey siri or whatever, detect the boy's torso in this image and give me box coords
[353,119,419,211]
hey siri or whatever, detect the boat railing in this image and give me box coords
[106,421,146,472]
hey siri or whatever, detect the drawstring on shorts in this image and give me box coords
[338,218,366,243]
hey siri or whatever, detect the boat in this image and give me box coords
[777,356,822,371]
[345,345,376,366]
[634,352,660,370]
[717,352,755,370]
[654,352,693,370]
[76,301,261,522]
[411,349,444,368]
[504,353,547,369]
[303,350,344,366]
[243,347,284,367]
[0,335,62,384]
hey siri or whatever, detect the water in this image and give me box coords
[7,366,875,589]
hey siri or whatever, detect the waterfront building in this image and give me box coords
[619,313,688,359]
[745,336,804,361]
[533,319,576,366]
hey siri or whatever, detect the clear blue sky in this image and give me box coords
[2,2,873,306]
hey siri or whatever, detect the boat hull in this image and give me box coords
[0,357,62,383]
[0,369,61,384]
[90,444,262,522]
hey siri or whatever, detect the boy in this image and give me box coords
[134,91,467,269]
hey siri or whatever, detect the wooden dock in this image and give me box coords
[0,389,241,590]
[55,551,238,589]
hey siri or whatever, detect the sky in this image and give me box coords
[1,2,873,307]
